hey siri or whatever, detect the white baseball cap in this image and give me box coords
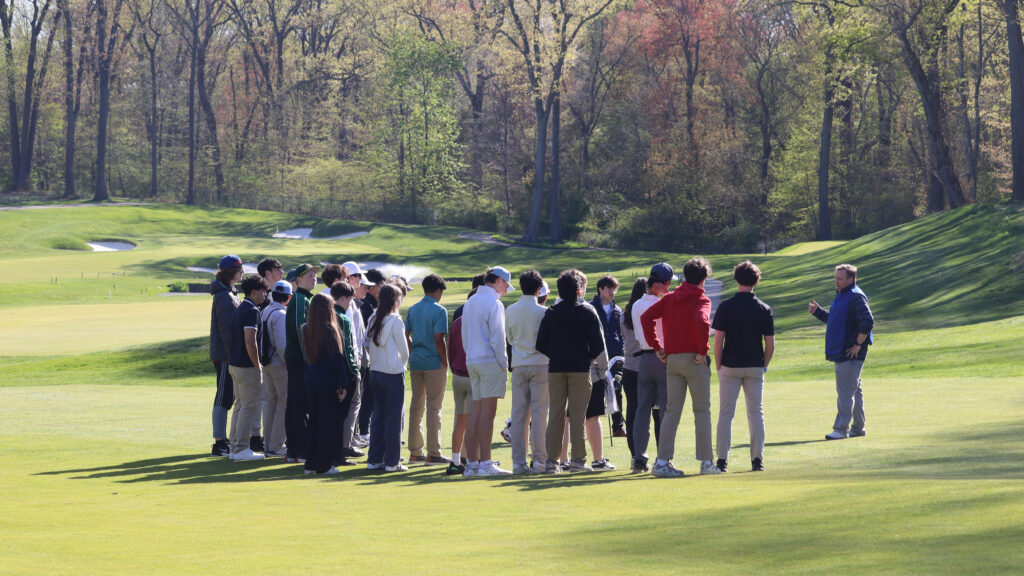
[341,261,373,285]
[538,280,550,298]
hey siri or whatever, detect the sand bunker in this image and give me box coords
[187,262,258,275]
[272,228,369,240]
[87,241,135,252]
[317,260,431,282]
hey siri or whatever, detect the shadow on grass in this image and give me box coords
[35,421,1024,485]
[35,452,654,488]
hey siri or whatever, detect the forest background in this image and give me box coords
[4,0,1024,251]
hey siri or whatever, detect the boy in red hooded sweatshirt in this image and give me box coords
[640,257,720,477]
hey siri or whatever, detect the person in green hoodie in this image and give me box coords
[284,263,320,463]
[330,281,361,466]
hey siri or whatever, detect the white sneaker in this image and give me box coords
[651,461,685,478]
[512,464,532,475]
[531,461,547,474]
[477,462,512,476]
[318,467,340,475]
[825,430,849,440]
[230,449,264,461]
[700,460,721,475]
[463,465,478,477]
[366,462,383,470]
[384,464,408,473]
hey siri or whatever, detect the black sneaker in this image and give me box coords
[249,435,264,452]
[716,459,728,473]
[631,457,649,474]
[751,458,764,472]
[445,462,466,476]
[591,458,617,471]
[343,447,365,459]
[211,439,229,457]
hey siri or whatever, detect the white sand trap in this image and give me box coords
[187,262,258,275]
[87,241,135,252]
[272,227,370,240]
[360,261,432,282]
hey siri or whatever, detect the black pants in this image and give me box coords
[285,356,309,459]
[622,368,661,458]
[357,365,373,435]
[306,382,342,474]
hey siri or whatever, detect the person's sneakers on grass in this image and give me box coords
[651,461,684,478]
[631,457,650,474]
[751,458,764,472]
[426,455,451,466]
[366,462,383,471]
[512,464,532,475]
[249,435,264,453]
[264,449,286,458]
[567,460,592,473]
[715,459,728,473]
[700,460,721,475]
[384,463,408,473]
[445,462,466,476]
[850,429,866,437]
[230,449,264,461]
[342,447,365,459]
[408,454,427,464]
[825,430,849,440]
[476,461,512,476]
[591,458,616,471]
[317,467,340,475]
[612,427,628,438]
[543,460,561,474]
[211,439,229,457]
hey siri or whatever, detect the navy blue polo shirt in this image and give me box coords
[229,298,261,367]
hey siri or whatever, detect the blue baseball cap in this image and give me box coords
[650,262,675,283]
[272,280,293,296]
[285,268,297,283]
[490,266,515,291]
[219,255,243,271]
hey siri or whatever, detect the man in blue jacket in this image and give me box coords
[809,264,874,440]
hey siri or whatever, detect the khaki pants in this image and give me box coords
[408,367,447,457]
[658,353,713,462]
[262,363,288,453]
[545,372,592,463]
[228,365,265,454]
[716,366,765,461]
[510,364,550,468]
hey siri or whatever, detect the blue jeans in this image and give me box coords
[368,370,405,467]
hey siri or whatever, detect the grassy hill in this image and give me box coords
[1,203,1023,575]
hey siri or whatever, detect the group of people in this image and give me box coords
[209,252,875,477]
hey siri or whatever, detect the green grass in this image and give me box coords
[2,202,1024,574]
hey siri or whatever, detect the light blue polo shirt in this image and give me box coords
[406,295,449,371]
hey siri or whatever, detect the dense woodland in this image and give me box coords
[3,0,1024,250]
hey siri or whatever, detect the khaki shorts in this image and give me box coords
[468,362,508,400]
[451,374,473,415]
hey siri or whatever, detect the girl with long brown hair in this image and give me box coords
[302,293,354,475]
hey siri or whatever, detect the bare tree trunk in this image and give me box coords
[58,0,76,198]
[523,98,549,244]
[93,0,111,202]
[1004,0,1024,203]
[817,46,835,240]
[548,96,562,243]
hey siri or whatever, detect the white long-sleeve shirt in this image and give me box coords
[632,294,663,350]
[365,312,409,374]
[346,304,366,367]
[461,285,508,368]
[505,295,548,368]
